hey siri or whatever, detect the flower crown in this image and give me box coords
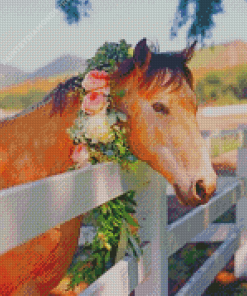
[67,42,138,171]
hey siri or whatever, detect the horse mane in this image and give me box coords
[0,76,82,127]
[111,51,193,94]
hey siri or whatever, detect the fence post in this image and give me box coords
[235,124,247,278]
[238,124,247,149]
[134,172,168,296]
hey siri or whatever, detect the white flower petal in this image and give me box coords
[107,112,118,126]
[83,108,112,143]
[116,112,127,122]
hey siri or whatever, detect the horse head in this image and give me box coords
[111,38,217,206]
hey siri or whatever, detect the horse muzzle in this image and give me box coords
[174,177,217,207]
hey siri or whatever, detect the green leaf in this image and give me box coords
[122,212,139,227]
[115,223,128,264]
[116,90,126,97]
[101,204,107,215]
[104,251,111,264]
[124,205,136,213]
[109,59,116,67]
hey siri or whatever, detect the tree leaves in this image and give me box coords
[171,0,224,45]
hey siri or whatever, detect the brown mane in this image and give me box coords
[0,76,82,127]
[111,51,193,95]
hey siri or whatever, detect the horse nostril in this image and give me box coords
[195,179,206,199]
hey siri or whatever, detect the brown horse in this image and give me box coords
[0,38,216,295]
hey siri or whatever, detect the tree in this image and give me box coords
[56,0,92,24]
[171,0,224,45]
[226,72,247,100]
[55,0,237,45]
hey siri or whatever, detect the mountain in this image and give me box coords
[0,64,30,89]
[0,54,87,90]
[2,40,247,90]
[26,54,87,79]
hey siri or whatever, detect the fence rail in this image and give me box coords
[2,125,247,295]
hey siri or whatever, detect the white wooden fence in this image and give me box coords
[1,125,247,295]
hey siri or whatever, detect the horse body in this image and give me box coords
[0,39,216,295]
[0,78,84,295]
[0,78,81,189]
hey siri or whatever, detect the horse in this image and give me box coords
[0,38,217,295]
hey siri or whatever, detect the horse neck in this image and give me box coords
[0,92,81,190]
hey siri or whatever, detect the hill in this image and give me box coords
[26,54,87,79]
[0,64,30,89]
[0,54,87,91]
[0,54,88,109]
[2,40,247,110]
[189,40,247,83]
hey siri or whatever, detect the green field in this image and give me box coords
[211,134,242,157]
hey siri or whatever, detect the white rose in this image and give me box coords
[83,107,113,144]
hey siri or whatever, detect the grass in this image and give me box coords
[211,134,242,157]
[189,44,226,69]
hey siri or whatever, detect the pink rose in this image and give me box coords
[71,144,90,167]
[81,91,108,115]
[95,87,110,96]
[82,70,110,91]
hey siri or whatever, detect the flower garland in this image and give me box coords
[64,40,143,292]
[67,71,139,171]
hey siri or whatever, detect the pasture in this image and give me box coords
[211,133,242,157]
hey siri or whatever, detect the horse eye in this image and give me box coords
[152,102,170,115]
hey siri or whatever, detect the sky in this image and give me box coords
[1,0,247,73]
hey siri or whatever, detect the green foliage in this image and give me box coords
[195,66,247,106]
[82,39,132,77]
[56,0,92,24]
[211,135,241,157]
[171,0,224,44]
[205,73,221,85]
[195,79,220,105]
[237,72,247,89]
[232,72,247,99]
[56,0,235,45]
[68,39,139,172]
[169,243,222,294]
[66,191,142,291]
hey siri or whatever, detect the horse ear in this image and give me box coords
[133,38,151,69]
[182,40,197,62]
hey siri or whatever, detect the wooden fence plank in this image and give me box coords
[166,180,241,256]
[0,162,153,255]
